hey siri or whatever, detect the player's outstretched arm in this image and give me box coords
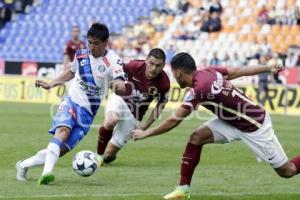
[63,54,71,66]
[132,106,191,140]
[35,68,75,90]
[226,64,284,80]
[139,102,167,130]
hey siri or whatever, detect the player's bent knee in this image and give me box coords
[104,115,119,130]
[103,148,117,163]
[189,131,203,145]
[278,170,295,178]
[276,162,297,178]
[104,155,117,163]
[55,126,71,141]
[104,121,117,130]
[104,145,119,158]
[104,150,114,158]
[189,127,214,146]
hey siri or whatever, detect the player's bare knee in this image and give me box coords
[189,130,204,145]
[278,170,295,178]
[104,116,119,130]
[55,126,70,141]
[57,126,70,133]
[104,153,114,160]
[103,151,117,163]
[104,142,120,160]
[104,155,117,163]
[103,150,113,158]
[276,163,297,178]
[189,128,213,146]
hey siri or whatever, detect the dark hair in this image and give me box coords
[148,48,166,62]
[171,52,196,74]
[87,23,109,42]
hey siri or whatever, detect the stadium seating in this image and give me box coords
[1,0,299,64]
[0,0,165,62]
[164,0,300,64]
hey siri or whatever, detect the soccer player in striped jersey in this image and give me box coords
[133,52,300,199]
[16,23,126,185]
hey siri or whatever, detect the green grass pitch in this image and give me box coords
[0,102,299,200]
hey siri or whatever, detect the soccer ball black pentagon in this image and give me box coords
[72,150,98,177]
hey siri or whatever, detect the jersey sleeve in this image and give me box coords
[111,55,125,81]
[181,88,202,111]
[210,67,228,76]
[70,57,79,73]
[63,44,68,55]
[64,42,71,56]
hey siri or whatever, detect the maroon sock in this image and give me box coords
[290,156,300,174]
[180,143,203,186]
[97,127,113,155]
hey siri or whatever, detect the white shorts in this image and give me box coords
[105,93,139,148]
[204,113,288,168]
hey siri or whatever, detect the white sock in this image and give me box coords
[20,149,47,168]
[42,142,61,175]
[179,185,190,191]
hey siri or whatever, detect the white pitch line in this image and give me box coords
[1,192,300,199]
[1,193,151,199]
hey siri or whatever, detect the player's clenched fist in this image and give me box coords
[110,80,126,95]
[35,80,53,90]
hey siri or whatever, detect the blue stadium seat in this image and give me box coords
[0,0,165,62]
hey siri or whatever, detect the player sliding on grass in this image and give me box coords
[133,52,300,199]
[96,48,170,165]
[16,23,126,185]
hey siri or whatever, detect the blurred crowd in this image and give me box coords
[257,4,300,25]
[109,0,300,70]
[108,0,295,71]
[0,0,34,29]
[197,35,298,69]
[174,0,222,40]
[111,0,224,60]
[1,0,300,71]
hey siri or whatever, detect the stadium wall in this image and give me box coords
[0,75,300,116]
[0,60,63,77]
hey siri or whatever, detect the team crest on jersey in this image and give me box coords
[211,72,223,94]
[116,59,123,66]
[77,54,88,59]
[184,89,195,102]
[80,59,88,66]
[98,65,106,73]
[148,87,158,96]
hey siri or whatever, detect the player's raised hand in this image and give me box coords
[269,64,285,73]
[35,80,52,90]
[132,129,149,141]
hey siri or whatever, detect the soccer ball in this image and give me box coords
[72,150,98,177]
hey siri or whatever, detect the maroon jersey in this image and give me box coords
[64,40,86,61]
[122,60,170,121]
[182,67,266,132]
